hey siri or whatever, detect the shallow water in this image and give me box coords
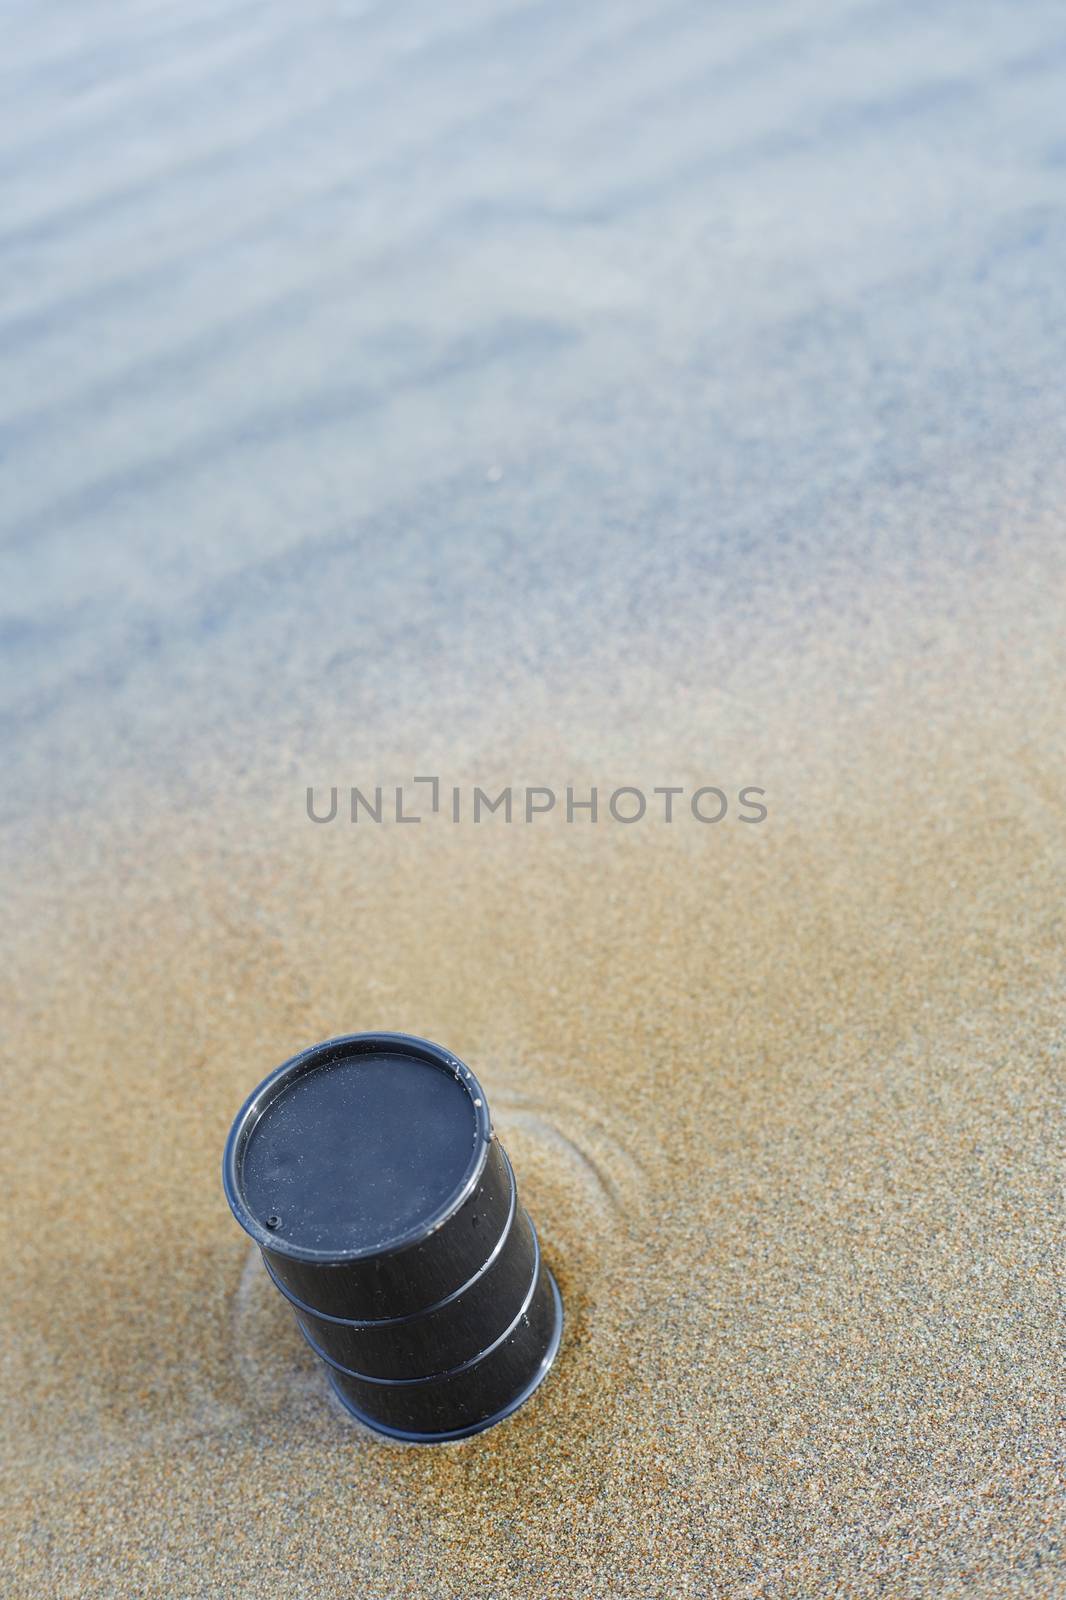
[3,2,1065,1596]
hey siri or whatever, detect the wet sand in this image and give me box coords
[3,1,1066,1594]
[4,512,1064,1597]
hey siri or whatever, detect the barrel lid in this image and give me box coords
[222,1033,493,1261]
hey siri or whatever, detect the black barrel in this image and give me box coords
[222,1032,563,1442]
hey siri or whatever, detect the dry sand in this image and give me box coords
[3,522,1063,1599]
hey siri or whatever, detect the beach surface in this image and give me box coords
[2,2,1065,1595]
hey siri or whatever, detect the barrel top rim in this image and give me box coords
[222,1032,493,1263]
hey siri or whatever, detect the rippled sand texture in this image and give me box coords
[3,0,1066,1596]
